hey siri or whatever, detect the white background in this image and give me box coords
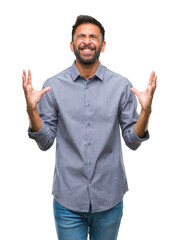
[0,0,179,239]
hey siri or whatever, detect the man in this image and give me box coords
[22,15,157,240]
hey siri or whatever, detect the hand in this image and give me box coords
[22,70,51,112]
[130,71,157,112]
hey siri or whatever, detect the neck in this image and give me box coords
[75,59,99,80]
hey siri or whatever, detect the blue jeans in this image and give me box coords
[53,199,123,240]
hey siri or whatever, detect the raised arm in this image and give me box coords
[130,71,157,138]
[22,69,51,132]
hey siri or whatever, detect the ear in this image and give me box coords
[70,42,74,52]
[100,41,106,52]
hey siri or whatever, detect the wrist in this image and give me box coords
[26,106,41,132]
[26,106,38,116]
[141,107,152,115]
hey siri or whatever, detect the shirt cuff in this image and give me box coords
[28,120,47,140]
[130,124,150,143]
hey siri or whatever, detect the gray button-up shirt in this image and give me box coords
[28,61,149,213]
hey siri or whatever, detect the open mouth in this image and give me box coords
[80,48,95,54]
[79,45,96,53]
[81,49,93,53]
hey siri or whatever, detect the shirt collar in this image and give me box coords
[71,61,104,82]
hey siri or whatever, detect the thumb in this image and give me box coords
[130,87,140,96]
[40,86,51,96]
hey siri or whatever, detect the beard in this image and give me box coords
[73,43,102,65]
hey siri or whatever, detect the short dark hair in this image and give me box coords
[72,15,105,42]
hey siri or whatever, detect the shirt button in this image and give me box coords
[86,86,89,89]
[87,122,90,126]
[88,162,91,165]
[87,104,90,107]
[88,142,91,146]
[89,180,91,183]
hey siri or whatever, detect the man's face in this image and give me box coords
[70,24,106,65]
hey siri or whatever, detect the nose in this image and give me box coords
[83,36,91,45]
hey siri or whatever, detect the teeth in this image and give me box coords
[82,49,92,52]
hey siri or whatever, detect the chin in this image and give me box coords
[78,56,98,65]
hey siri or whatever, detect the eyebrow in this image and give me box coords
[76,33,100,39]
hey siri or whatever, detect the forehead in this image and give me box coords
[74,23,101,36]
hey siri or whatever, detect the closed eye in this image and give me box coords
[76,34,85,39]
[75,34,100,40]
[90,34,98,39]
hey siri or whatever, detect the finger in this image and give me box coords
[22,75,25,88]
[28,69,32,85]
[152,75,157,91]
[22,69,26,81]
[130,87,140,96]
[149,71,155,86]
[23,69,26,79]
[40,87,51,96]
[22,70,27,87]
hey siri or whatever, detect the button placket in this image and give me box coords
[84,83,92,183]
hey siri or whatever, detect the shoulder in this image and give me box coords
[103,65,133,89]
[43,66,72,88]
[41,66,72,107]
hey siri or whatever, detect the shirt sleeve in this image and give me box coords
[28,80,58,151]
[118,80,149,150]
